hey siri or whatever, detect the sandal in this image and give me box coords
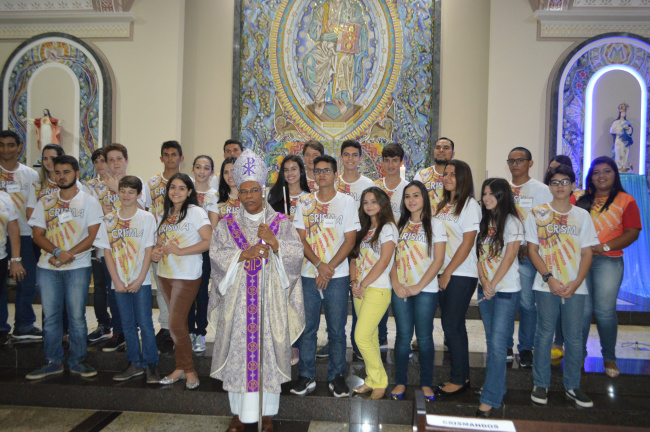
[551,345,564,360]
[604,361,620,378]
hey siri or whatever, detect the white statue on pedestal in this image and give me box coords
[609,102,634,173]
[23,109,62,151]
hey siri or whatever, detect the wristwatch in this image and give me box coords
[542,272,553,283]
[602,244,611,252]
[9,257,22,263]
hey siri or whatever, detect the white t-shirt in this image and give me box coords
[94,209,157,286]
[156,205,211,280]
[434,198,481,278]
[356,223,398,289]
[92,176,148,214]
[28,190,103,270]
[146,172,170,223]
[197,188,219,215]
[510,178,553,224]
[413,166,445,212]
[374,178,408,221]
[478,215,524,293]
[27,179,89,209]
[0,163,39,235]
[395,218,447,293]
[209,174,220,191]
[336,174,375,208]
[293,192,361,278]
[0,191,19,260]
[525,203,599,295]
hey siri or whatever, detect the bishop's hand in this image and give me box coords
[257,224,279,253]
[241,243,271,261]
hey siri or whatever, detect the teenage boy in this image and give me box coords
[414,137,455,212]
[506,147,553,368]
[92,143,148,352]
[145,140,184,351]
[209,139,243,190]
[0,130,41,343]
[26,155,103,379]
[527,164,598,408]
[95,176,160,383]
[302,140,325,192]
[336,140,374,208]
[292,155,359,398]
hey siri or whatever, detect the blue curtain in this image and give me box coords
[619,174,650,298]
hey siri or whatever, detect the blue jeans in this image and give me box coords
[392,290,438,387]
[37,266,92,367]
[188,251,210,336]
[439,275,477,385]
[298,276,349,381]
[478,287,520,408]
[378,308,389,344]
[582,255,624,362]
[506,257,536,352]
[91,253,111,328]
[533,291,585,391]
[0,235,38,332]
[114,284,158,367]
[103,258,123,333]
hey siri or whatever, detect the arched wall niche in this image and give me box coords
[546,32,650,186]
[0,32,115,181]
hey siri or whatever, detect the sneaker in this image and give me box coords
[519,350,533,368]
[113,363,144,381]
[146,365,161,384]
[156,328,173,353]
[379,340,388,350]
[156,328,171,344]
[329,374,349,398]
[70,361,97,378]
[290,376,316,396]
[12,327,43,341]
[506,348,514,361]
[26,362,64,380]
[352,345,363,361]
[565,388,593,408]
[102,333,126,352]
[88,326,112,343]
[530,386,548,405]
[192,334,206,353]
[316,345,329,358]
[189,333,197,346]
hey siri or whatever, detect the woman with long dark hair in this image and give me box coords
[151,173,212,389]
[475,178,523,417]
[216,157,239,223]
[349,187,397,399]
[268,155,311,220]
[389,181,446,402]
[574,156,641,378]
[433,160,482,397]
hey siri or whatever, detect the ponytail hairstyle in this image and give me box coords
[158,173,199,233]
[576,156,625,214]
[397,181,433,257]
[436,159,474,217]
[350,187,395,259]
[218,156,238,203]
[476,178,518,261]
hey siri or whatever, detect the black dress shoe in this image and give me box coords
[434,381,470,397]
[475,408,492,418]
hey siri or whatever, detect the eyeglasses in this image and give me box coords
[239,187,263,196]
[506,158,530,165]
[549,179,572,187]
[313,168,333,175]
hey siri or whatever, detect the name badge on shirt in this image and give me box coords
[519,198,533,208]
[323,217,336,229]
[58,212,73,223]
[6,182,20,194]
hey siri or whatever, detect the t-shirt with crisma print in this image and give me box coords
[478,215,524,293]
[356,223,398,289]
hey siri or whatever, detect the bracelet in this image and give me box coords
[53,248,61,258]
[315,260,322,268]
[349,280,357,287]
[9,257,22,263]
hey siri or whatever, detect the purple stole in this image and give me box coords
[224,212,286,393]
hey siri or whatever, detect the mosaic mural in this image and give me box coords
[559,38,650,184]
[2,35,103,181]
[238,0,435,182]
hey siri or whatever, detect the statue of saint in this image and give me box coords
[609,103,634,173]
[24,109,62,151]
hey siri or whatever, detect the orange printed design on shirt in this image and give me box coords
[0,170,27,220]
[42,195,79,249]
[218,196,240,216]
[419,167,444,210]
[158,214,184,272]
[300,198,337,267]
[94,181,122,211]
[34,180,59,202]
[510,185,526,221]
[532,205,580,285]
[148,174,168,220]
[479,225,499,277]
[104,212,140,285]
[336,178,351,195]
[356,229,378,281]
[396,222,428,285]
[307,178,318,192]
[374,179,394,199]
[435,204,457,259]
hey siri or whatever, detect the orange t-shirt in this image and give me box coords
[571,191,642,257]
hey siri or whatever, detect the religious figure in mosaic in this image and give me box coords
[303,0,368,118]
[610,102,634,173]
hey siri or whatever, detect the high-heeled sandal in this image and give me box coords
[370,389,385,399]
[352,384,373,394]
